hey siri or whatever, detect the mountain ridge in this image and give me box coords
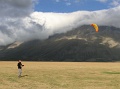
[0,25,120,61]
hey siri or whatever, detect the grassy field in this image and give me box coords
[0,62,120,89]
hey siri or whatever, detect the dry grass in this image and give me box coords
[0,62,120,89]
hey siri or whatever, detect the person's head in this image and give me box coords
[18,60,21,62]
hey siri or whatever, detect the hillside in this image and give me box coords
[0,25,120,61]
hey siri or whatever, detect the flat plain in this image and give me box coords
[0,61,120,89]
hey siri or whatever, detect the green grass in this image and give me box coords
[0,62,120,89]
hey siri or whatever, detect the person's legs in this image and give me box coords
[18,69,22,77]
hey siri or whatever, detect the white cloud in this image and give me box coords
[54,0,80,5]
[97,0,120,7]
[0,0,120,45]
[30,6,120,34]
[55,0,60,2]
[66,2,71,6]
[97,0,108,3]
[110,0,120,6]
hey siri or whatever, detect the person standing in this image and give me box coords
[17,60,24,77]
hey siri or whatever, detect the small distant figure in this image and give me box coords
[17,60,24,77]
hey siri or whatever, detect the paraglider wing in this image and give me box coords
[91,24,99,32]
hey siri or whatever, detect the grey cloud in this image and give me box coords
[0,0,34,17]
[0,0,33,8]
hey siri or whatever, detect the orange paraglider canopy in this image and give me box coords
[91,23,99,32]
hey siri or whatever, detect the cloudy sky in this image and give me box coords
[0,0,120,45]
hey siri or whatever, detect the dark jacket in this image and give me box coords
[17,62,23,69]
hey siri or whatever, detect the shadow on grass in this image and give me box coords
[103,71,120,74]
[21,75,28,77]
